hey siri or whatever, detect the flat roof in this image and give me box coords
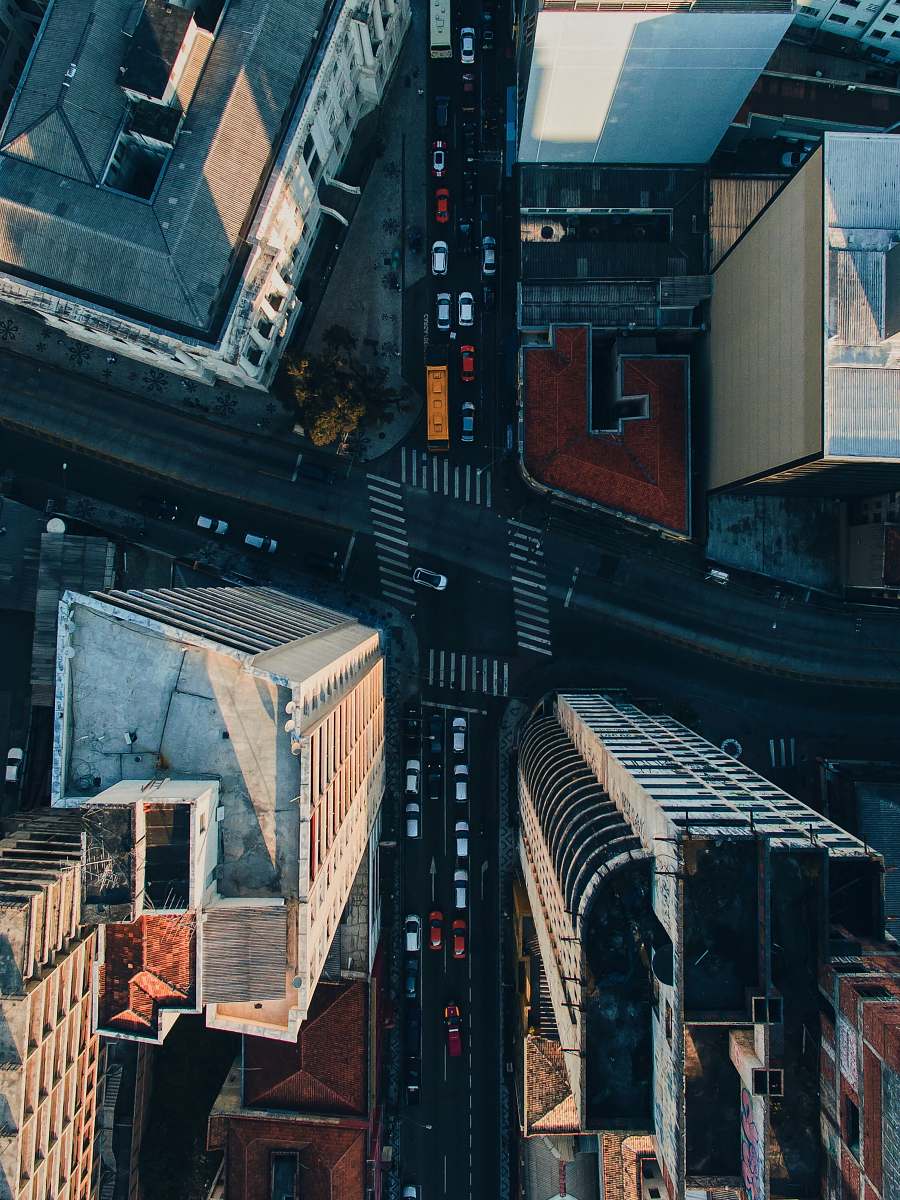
[523,325,692,536]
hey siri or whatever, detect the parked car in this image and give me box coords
[404,955,419,999]
[458,291,474,326]
[405,801,420,839]
[459,344,475,383]
[457,212,474,253]
[428,910,444,950]
[482,284,495,311]
[461,72,476,112]
[404,701,420,744]
[139,493,177,521]
[460,26,475,63]
[413,566,448,590]
[434,95,450,128]
[444,1002,463,1056]
[196,515,228,535]
[453,716,467,754]
[5,747,24,786]
[432,140,447,177]
[431,240,448,276]
[436,293,451,332]
[461,402,475,444]
[244,533,277,554]
[454,763,469,802]
[435,187,450,224]
[482,235,496,276]
[455,820,469,859]
[402,1186,421,1200]
[462,174,476,206]
[454,869,468,910]
[405,759,421,794]
[452,918,467,959]
[781,146,812,169]
[429,713,443,756]
[405,914,421,954]
[481,24,494,50]
[406,1056,421,1104]
[427,770,442,801]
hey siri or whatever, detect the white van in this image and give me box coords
[244,533,277,554]
[454,764,468,802]
[454,868,468,910]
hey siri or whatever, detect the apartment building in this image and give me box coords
[517,690,883,1200]
[793,0,900,64]
[708,131,900,494]
[0,0,409,388]
[52,585,385,1042]
[0,814,102,1200]
[515,0,793,164]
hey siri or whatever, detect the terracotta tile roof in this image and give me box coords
[223,1115,366,1200]
[600,1134,658,1200]
[99,912,196,1037]
[243,981,367,1115]
[524,1035,579,1135]
[524,325,691,537]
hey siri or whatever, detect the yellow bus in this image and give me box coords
[430,0,451,59]
[426,364,449,451]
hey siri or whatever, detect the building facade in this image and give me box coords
[52,585,385,1042]
[0,0,409,389]
[0,815,102,1200]
[793,0,900,64]
[518,691,883,1199]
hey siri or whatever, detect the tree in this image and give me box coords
[279,347,399,448]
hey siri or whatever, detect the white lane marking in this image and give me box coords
[374,529,409,547]
[519,641,553,656]
[432,457,438,491]
[518,617,550,635]
[370,495,406,513]
[503,662,509,694]
[372,519,406,535]
[381,565,412,582]
[429,648,435,684]
[485,471,492,507]
[454,467,460,499]
[509,517,542,533]
[439,650,446,686]
[366,472,400,488]
[513,564,546,580]
[512,575,547,590]
[443,458,449,493]
[400,451,407,484]
[291,451,303,482]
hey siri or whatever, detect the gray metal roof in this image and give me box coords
[0,0,327,333]
[823,133,900,461]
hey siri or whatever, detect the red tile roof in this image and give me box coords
[524,1035,579,1135]
[243,981,367,1115]
[600,1134,658,1200]
[222,1115,366,1200]
[524,325,691,536]
[99,913,196,1037]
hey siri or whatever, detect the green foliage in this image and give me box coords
[280,346,399,448]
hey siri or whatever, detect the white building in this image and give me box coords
[0,0,409,388]
[516,0,793,164]
[793,0,900,62]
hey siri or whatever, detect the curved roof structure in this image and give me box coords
[519,715,643,921]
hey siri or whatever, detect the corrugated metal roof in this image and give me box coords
[825,132,900,232]
[825,367,900,459]
[830,249,884,346]
[520,165,706,212]
[520,281,658,328]
[201,903,288,1003]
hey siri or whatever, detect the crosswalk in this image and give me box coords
[400,448,492,507]
[508,519,553,657]
[366,473,415,608]
[427,649,510,697]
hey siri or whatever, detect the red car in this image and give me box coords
[459,344,475,383]
[444,1002,462,1057]
[452,918,466,959]
[435,187,450,224]
[432,140,447,178]
[428,910,443,951]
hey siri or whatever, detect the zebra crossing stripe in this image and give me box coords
[370,495,405,512]
[367,473,400,488]
[512,575,547,591]
[374,529,409,547]
[509,518,542,534]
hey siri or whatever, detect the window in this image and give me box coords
[829,11,849,19]
[841,0,860,8]
[845,1096,860,1158]
[883,12,897,19]
[665,1000,673,1044]
[870,27,886,34]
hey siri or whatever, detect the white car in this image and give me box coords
[405,759,421,794]
[458,291,474,327]
[413,567,448,591]
[5,747,24,785]
[454,763,468,802]
[244,533,277,554]
[402,1187,420,1200]
[452,716,467,754]
[436,292,451,332]
[454,868,468,910]
[460,26,475,63]
[197,515,229,535]
[405,914,421,953]
[405,802,420,839]
[455,820,469,859]
[431,240,448,276]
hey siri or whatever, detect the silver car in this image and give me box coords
[458,291,474,326]
[436,292,451,331]
[431,240,448,276]
[460,26,475,63]
[482,235,496,276]
[461,401,475,444]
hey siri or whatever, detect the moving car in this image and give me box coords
[434,95,450,128]
[461,401,475,444]
[459,344,475,383]
[429,713,443,756]
[444,1002,463,1056]
[406,1056,421,1103]
[436,292,451,332]
[139,493,178,521]
[5,747,24,786]
[435,187,450,224]
[196,515,228,535]
[405,956,419,999]
[405,914,421,954]
[481,23,494,50]
[461,72,476,112]
[405,801,420,839]
[482,235,496,276]
[460,26,475,63]
[458,291,474,326]
[431,140,447,177]
[452,918,467,960]
[454,868,468,910]
[405,759,421,794]
[404,701,420,739]
[454,763,469,802]
[453,716,467,754]
[431,240,448,276]
[413,566,448,590]
[244,533,277,554]
[455,820,469,859]
[428,910,444,950]
[427,770,442,802]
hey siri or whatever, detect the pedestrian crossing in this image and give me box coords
[400,448,492,507]
[508,519,553,657]
[366,473,415,608]
[427,649,510,697]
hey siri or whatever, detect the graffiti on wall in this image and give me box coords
[741,1087,764,1200]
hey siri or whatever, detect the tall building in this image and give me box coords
[708,131,900,494]
[792,0,900,64]
[515,0,793,165]
[0,0,409,388]
[53,585,385,1042]
[517,691,883,1200]
[0,814,102,1200]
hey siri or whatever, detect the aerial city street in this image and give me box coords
[0,0,899,1199]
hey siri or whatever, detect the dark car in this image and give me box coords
[404,956,419,1000]
[429,713,443,755]
[295,459,336,485]
[406,1056,421,1104]
[457,213,474,253]
[463,175,476,206]
[461,72,476,113]
[482,25,493,50]
[139,493,178,522]
[405,1006,421,1050]
[404,700,420,741]
[427,771,442,801]
[435,95,450,128]
[482,284,495,311]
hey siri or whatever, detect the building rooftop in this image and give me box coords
[98,911,196,1038]
[0,0,328,335]
[523,1035,579,1135]
[523,326,692,536]
[120,0,195,99]
[732,71,900,132]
